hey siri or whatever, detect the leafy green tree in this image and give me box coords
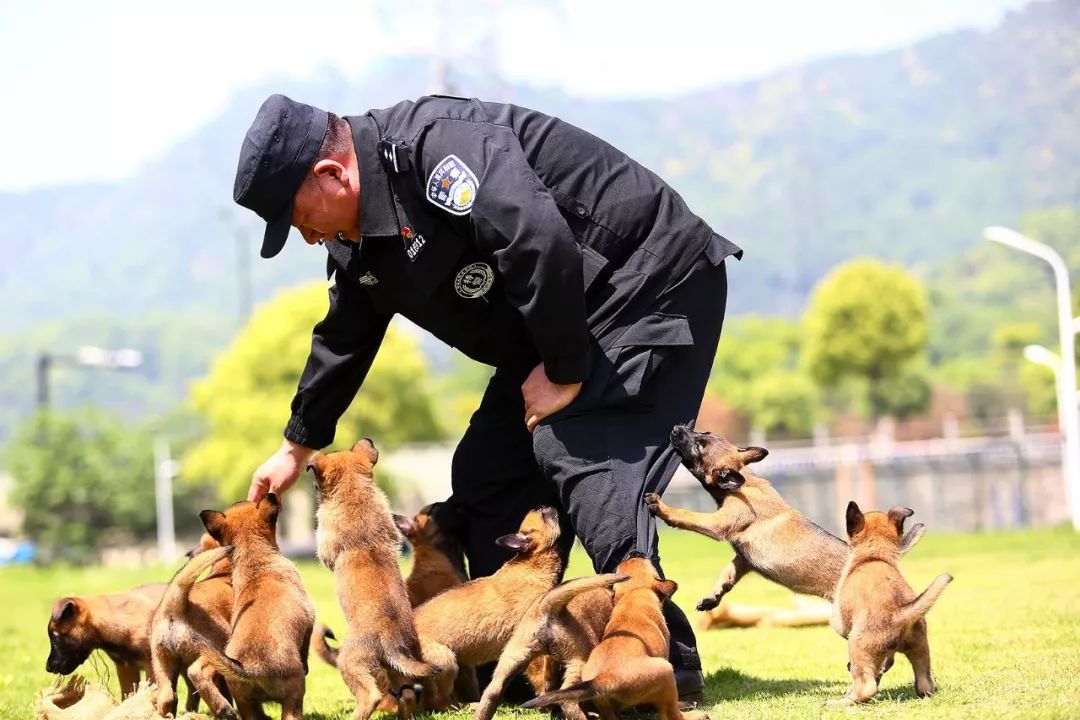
[182,282,444,501]
[4,410,212,563]
[742,370,820,437]
[804,259,929,419]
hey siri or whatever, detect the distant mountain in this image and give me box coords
[2,1,1076,332]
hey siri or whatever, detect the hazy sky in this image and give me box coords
[0,0,1033,191]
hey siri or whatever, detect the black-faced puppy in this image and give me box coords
[474,573,624,720]
[414,506,565,709]
[309,439,438,720]
[190,494,316,720]
[830,502,952,706]
[647,425,925,609]
[524,556,708,720]
[46,583,166,697]
[394,501,468,607]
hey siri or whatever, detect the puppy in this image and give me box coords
[697,596,831,630]
[309,439,438,720]
[190,494,316,720]
[474,573,623,720]
[149,533,235,716]
[46,583,165,697]
[524,556,707,720]
[647,425,925,609]
[830,502,952,706]
[413,506,565,709]
[394,501,468,607]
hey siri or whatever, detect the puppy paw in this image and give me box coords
[644,492,663,514]
[696,595,721,612]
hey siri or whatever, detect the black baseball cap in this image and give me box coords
[233,94,329,258]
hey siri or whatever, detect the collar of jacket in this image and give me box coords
[349,114,401,239]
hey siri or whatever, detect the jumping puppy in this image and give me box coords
[309,439,438,720]
[149,534,234,717]
[191,494,316,720]
[830,502,952,706]
[414,506,564,709]
[524,556,708,720]
[474,573,624,720]
[45,583,166,697]
[394,501,468,607]
[647,425,925,609]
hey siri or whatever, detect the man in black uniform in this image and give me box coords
[237,94,741,699]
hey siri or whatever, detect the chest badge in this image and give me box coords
[427,155,479,215]
[454,262,494,299]
[358,271,379,286]
[401,226,427,261]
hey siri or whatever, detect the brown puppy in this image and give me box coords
[524,556,707,720]
[149,534,235,716]
[310,439,438,720]
[474,573,623,720]
[394,501,468,607]
[697,596,831,630]
[191,494,316,720]
[830,502,952,706]
[414,506,564,709]
[45,583,166,697]
[647,425,925,609]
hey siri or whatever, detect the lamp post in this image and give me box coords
[986,226,1080,531]
[35,346,144,409]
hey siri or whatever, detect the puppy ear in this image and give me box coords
[738,446,769,465]
[352,438,379,466]
[307,452,326,476]
[494,533,530,553]
[259,493,281,525]
[393,514,414,536]
[845,501,865,538]
[200,510,226,542]
[51,598,79,626]
[655,579,679,601]
[716,468,746,491]
[888,506,915,534]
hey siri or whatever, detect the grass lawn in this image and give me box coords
[2,526,1078,719]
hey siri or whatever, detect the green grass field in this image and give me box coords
[2,527,1078,719]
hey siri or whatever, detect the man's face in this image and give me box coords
[290,159,361,246]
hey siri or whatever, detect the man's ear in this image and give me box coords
[738,447,769,465]
[200,510,226,542]
[259,493,281,526]
[312,158,349,188]
[393,514,413,536]
[845,501,865,538]
[888,506,915,535]
[494,533,530,553]
[655,579,678,601]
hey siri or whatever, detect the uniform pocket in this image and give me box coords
[605,312,694,401]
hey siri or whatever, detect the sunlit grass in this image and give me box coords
[2,527,1078,718]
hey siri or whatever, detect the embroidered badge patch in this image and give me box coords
[358,271,379,286]
[427,155,479,215]
[454,262,494,299]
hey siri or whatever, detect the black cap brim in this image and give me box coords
[261,201,294,259]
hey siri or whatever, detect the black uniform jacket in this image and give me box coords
[285,96,742,449]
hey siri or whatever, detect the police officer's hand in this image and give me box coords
[248,439,316,503]
[522,363,582,432]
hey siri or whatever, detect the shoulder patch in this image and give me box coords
[427,155,479,215]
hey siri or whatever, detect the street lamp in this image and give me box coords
[36,345,144,408]
[986,226,1080,531]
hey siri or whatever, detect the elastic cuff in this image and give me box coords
[544,348,591,385]
[284,415,331,449]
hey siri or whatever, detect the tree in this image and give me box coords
[4,410,212,563]
[182,282,444,501]
[804,259,929,419]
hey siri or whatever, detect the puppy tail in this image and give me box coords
[539,573,630,614]
[386,650,439,680]
[159,546,233,618]
[310,623,339,668]
[521,680,598,710]
[190,630,257,682]
[896,573,953,626]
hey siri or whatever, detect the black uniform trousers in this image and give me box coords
[449,246,727,673]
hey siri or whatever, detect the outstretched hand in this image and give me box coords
[521,363,582,432]
[247,439,316,503]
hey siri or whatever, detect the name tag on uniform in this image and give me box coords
[401,226,427,262]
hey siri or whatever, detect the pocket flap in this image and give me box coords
[580,243,609,292]
[613,312,693,348]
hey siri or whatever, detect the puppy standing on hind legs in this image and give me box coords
[830,502,952,706]
[309,439,440,720]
